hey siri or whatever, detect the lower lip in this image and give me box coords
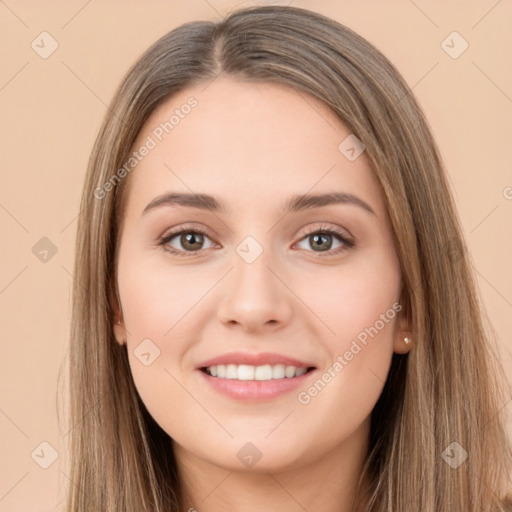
[197,369,316,402]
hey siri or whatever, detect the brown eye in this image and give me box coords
[178,232,205,251]
[160,228,215,256]
[307,232,335,252]
[295,225,355,257]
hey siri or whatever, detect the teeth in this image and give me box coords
[236,365,254,380]
[204,364,310,380]
[295,367,307,377]
[284,365,296,378]
[226,364,238,379]
[255,365,272,380]
[272,364,285,379]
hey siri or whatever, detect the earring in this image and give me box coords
[117,320,121,325]
[404,337,411,345]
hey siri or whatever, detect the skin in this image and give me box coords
[112,76,412,512]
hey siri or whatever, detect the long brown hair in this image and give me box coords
[63,5,512,511]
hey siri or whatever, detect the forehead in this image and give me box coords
[123,77,384,219]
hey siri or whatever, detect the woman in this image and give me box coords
[65,5,512,511]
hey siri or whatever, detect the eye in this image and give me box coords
[159,226,216,257]
[159,223,355,258]
[294,224,355,257]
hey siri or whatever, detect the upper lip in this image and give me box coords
[196,351,316,370]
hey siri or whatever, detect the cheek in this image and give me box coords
[118,247,212,345]
[301,250,401,350]
[293,251,401,413]
[116,250,207,420]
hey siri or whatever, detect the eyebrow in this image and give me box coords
[141,191,376,216]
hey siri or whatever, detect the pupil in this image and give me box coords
[183,232,203,249]
[312,233,331,251]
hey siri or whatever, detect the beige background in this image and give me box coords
[0,1,511,510]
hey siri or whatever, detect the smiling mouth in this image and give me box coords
[201,364,316,381]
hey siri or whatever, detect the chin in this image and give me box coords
[190,434,311,473]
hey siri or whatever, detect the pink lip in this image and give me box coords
[195,351,315,370]
[194,351,317,402]
[197,366,316,402]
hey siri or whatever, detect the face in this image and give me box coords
[113,77,411,473]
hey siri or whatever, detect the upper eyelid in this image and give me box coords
[301,223,352,239]
[160,222,352,241]
[160,223,216,241]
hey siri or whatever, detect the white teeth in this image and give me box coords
[272,364,285,379]
[295,367,307,377]
[255,365,272,380]
[284,365,296,378]
[205,363,310,380]
[238,365,255,380]
[226,364,237,379]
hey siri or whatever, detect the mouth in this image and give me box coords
[195,351,318,401]
[196,361,317,402]
[200,364,316,381]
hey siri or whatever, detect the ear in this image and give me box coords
[393,294,413,355]
[109,283,126,346]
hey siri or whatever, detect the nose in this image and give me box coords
[216,250,293,334]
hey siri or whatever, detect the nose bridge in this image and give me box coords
[216,235,293,331]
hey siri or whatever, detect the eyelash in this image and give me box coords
[159,223,355,258]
